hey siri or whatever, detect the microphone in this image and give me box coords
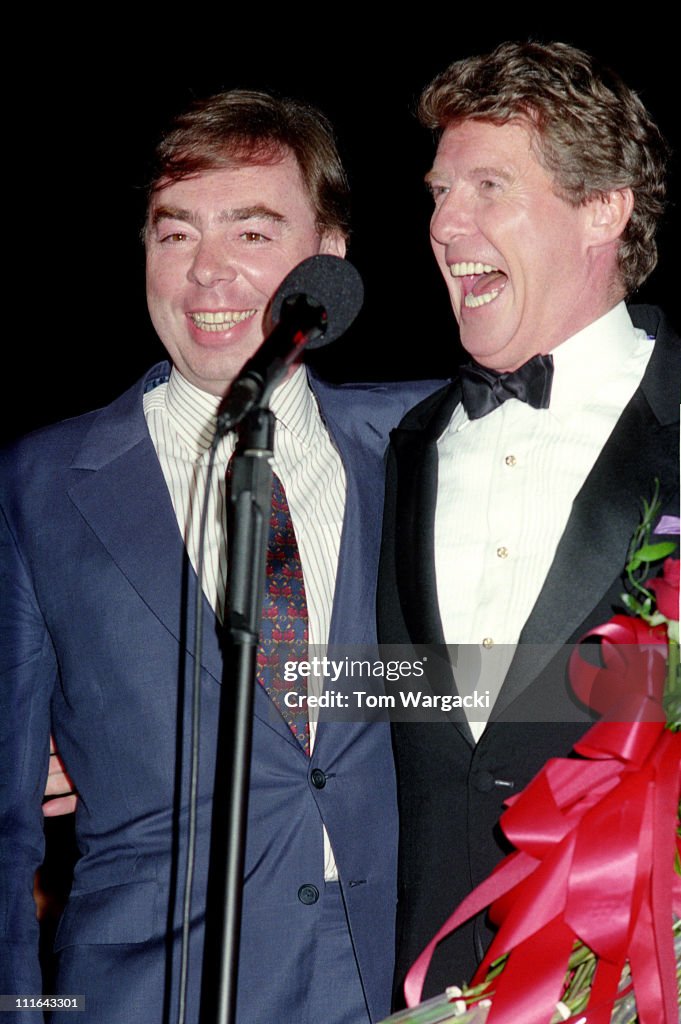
[216,254,363,434]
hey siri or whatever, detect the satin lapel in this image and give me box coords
[67,370,224,687]
[390,429,442,645]
[494,383,678,719]
[390,383,477,743]
[389,383,462,646]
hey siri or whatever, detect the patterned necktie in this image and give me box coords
[256,473,310,753]
[459,352,554,420]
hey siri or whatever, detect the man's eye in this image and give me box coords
[480,179,501,192]
[160,232,189,243]
[427,184,449,201]
[241,231,269,242]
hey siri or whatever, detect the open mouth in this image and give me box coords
[449,262,507,309]
[189,310,257,332]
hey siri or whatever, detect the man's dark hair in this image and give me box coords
[147,89,350,240]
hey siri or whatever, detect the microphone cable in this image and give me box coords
[177,434,219,1024]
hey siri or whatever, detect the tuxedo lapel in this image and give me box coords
[494,307,680,718]
[385,382,477,742]
[386,430,443,644]
[389,382,461,646]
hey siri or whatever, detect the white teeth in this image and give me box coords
[464,289,501,309]
[449,261,497,277]
[190,309,256,331]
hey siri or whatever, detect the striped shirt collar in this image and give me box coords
[148,364,319,457]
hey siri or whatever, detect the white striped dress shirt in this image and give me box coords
[144,364,346,876]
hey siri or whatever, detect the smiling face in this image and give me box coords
[145,152,345,396]
[427,120,623,371]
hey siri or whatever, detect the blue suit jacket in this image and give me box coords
[0,365,440,1023]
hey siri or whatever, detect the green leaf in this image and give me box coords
[663,692,681,731]
[635,541,677,562]
[620,593,641,614]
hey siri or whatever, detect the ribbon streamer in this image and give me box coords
[404,627,681,1024]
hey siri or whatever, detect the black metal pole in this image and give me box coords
[200,406,275,1024]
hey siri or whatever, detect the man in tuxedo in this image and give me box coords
[0,89,435,1023]
[378,41,680,1002]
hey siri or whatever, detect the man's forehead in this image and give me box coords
[429,117,542,173]
[148,154,309,216]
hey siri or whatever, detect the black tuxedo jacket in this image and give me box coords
[377,305,680,1002]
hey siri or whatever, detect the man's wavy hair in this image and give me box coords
[419,41,668,294]
[147,89,350,240]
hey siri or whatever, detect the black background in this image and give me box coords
[10,13,681,977]
[6,17,680,443]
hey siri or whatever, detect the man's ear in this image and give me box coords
[319,232,347,259]
[586,188,634,244]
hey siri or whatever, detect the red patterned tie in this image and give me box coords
[256,473,310,753]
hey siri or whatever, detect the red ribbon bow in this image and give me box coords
[404,623,680,1024]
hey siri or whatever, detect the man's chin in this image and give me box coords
[178,335,265,396]
[458,331,536,373]
[175,358,243,398]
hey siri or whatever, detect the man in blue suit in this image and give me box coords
[0,90,435,1023]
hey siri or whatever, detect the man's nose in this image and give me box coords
[189,235,239,286]
[430,187,475,245]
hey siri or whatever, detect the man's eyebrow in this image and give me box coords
[468,164,514,182]
[220,205,287,224]
[150,204,287,227]
[424,164,515,185]
[151,205,198,227]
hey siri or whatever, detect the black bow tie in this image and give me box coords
[459,353,554,420]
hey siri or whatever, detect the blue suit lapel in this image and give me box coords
[65,368,447,753]
[309,374,447,647]
[309,374,449,747]
[66,364,224,689]
[309,376,383,646]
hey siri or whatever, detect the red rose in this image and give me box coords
[647,557,680,620]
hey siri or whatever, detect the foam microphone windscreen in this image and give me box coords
[269,254,364,349]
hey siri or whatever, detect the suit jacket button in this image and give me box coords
[298,884,320,905]
[311,768,327,789]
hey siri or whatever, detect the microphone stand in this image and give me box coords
[199,403,273,1024]
[201,303,326,1024]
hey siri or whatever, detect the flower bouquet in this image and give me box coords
[381,492,680,1024]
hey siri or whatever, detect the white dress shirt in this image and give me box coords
[434,302,654,739]
[144,364,346,876]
